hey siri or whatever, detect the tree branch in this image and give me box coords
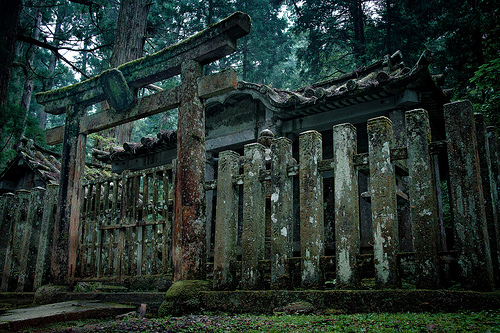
[17,34,90,79]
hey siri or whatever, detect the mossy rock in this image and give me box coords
[158,280,211,316]
[34,285,70,305]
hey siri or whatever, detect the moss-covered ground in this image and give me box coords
[19,310,500,332]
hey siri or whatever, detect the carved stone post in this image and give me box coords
[368,116,400,288]
[213,151,240,290]
[17,187,46,291]
[299,130,324,288]
[173,60,206,281]
[270,137,293,289]
[475,115,500,285]
[406,109,439,288]
[444,100,494,291]
[333,123,360,288]
[1,190,30,291]
[242,143,266,289]
[488,127,500,285]
[34,184,59,290]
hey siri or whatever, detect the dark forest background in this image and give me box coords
[0,0,499,170]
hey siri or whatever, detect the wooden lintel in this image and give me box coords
[46,67,239,145]
[36,12,251,115]
[198,68,237,99]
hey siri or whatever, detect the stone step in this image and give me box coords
[0,300,135,331]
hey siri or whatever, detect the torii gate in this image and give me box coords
[36,12,251,283]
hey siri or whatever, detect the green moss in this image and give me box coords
[158,280,211,316]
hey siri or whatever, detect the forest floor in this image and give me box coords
[15,310,500,332]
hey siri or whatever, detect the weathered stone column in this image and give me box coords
[270,137,294,289]
[488,127,500,284]
[333,123,360,288]
[17,187,45,291]
[213,151,240,290]
[52,103,87,284]
[475,115,500,285]
[368,116,400,288]
[389,109,413,252]
[34,184,59,290]
[299,130,324,288]
[242,143,266,289]
[406,109,439,289]
[173,60,206,281]
[1,190,30,291]
[444,100,494,291]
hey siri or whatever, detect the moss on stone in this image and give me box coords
[158,280,211,316]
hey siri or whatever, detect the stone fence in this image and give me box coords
[0,100,498,292]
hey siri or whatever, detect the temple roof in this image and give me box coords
[0,137,113,193]
[94,50,450,165]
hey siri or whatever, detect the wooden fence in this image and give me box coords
[78,165,173,279]
[0,100,499,292]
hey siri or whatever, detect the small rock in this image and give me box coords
[274,301,315,315]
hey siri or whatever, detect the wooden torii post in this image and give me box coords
[36,12,251,283]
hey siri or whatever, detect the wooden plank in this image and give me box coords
[36,12,250,114]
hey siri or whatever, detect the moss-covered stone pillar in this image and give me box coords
[173,59,206,281]
[242,143,266,289]
[333,123,360,289]
[488,127,500,285]
[1,190,30,291]
[299,130,324,288]
[52,103,87,284]
[406,109,440,289]
[368,116,400,288]
[475,115,500,285]
[0,193,15,272]
[17,187,45,291]
[34,183,58,290]
[444,100,494,291]
[213,150,240,290]
[270,137,294,289]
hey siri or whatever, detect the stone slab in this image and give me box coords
[0,300,135,331]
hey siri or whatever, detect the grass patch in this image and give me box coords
[20,311,500,332]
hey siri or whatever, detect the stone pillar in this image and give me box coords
[173,60,206,281]
[488,127,500,284]
[0,193,15,272]
[406,109,440,288]
[17,187,45,291]
[213,151,240,290]
[1,190,30,291]
[242,143,266,289]
[389,109,413,252]
[475,115,500,285]
[333,123,360,288]
[52,103,87,284]
[299,130,324,288]
[368,116,400,288]
[206,153,216,263]
[270,137,294,289]
[444,100,494,291]
[34,184,59,290]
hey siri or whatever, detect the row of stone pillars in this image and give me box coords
[210,101,500,291]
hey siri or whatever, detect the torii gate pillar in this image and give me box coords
[173,60,206,281]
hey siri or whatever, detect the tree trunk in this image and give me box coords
[350,0,366,66]
[0,0,22,109]
[39,3,68,130]
[19,9,42,129]
[108,0,150,145]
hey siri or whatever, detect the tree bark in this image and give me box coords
[349,0,366,66]
[108,0,150,144]
[0,0,22,109]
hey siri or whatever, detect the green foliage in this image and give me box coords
[469,57,500,129]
